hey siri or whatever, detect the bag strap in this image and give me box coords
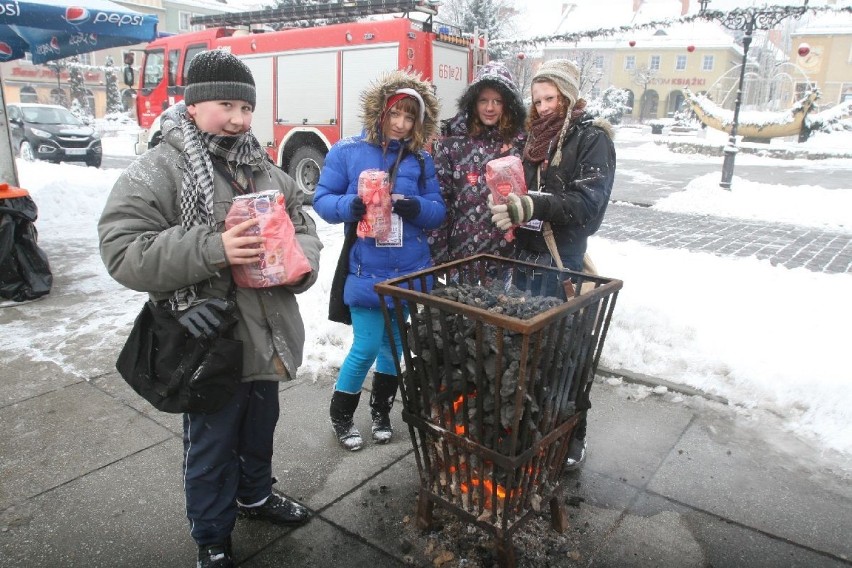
[211,157,256,195]
[542,222,564,270]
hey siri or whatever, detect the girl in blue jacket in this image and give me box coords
[313,70,445,451]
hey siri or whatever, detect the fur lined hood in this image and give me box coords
[446,61,526,137]
[360,69,440,152]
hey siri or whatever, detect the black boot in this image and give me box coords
[330,390,363,451]
[370,372,399,444]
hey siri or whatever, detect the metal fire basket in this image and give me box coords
[375,254,623,567]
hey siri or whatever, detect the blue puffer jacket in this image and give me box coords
[313,136,445,309]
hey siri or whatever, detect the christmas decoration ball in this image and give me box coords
[687,45,695,53]
[798,43,810,57]
[517,52,525,60]
[629,40,636,47]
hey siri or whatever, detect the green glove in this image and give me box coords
[490,193,534,231]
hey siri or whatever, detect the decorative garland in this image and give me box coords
[490,5,852,48]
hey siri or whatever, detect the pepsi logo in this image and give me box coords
[0,2,21,18]
[64,6,90,24]
[50,37,60,51]
[0,41,13,61]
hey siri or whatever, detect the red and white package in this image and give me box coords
[485,155,527,205]
[224,190,312,288]
[356,169,392,240]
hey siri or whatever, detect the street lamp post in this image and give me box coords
[698,0,810,190]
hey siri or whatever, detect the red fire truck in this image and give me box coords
[133,0,486,201]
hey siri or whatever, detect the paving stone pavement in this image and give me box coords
[599,203,852,274]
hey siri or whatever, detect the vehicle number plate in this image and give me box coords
[65,148,87,156]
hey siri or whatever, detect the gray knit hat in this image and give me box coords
[184,50,256,110]
[533,59,581,108]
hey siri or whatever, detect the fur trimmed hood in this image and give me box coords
[444,61,526,137]
[360,69,440,152]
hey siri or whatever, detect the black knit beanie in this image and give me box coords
[184,50,256,110]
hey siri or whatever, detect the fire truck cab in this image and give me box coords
[134,0,486,203]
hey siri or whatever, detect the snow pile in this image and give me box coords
[654,173,852,232]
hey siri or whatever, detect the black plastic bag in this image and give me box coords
[116,300,243,414]
[0,194,52,302]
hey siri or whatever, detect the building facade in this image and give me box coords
[543,22,743,121]
[791,13,852,106]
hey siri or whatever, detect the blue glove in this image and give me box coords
[392,198,421,220]
[350,196,366,221]
[177,298,234,339]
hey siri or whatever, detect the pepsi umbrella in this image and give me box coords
[0,0,158,64]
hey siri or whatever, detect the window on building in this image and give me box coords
[676,55,687,71]
[191,14,205,32]
[179,11,192,31]
[702,55,714,71]
[590,87,601,100]
[650,55,661,70]
[84,89,95,113]
[20,86,38,103]
[50,88,67,106]
[625,55,635,70]
[78,52,92,66]
[594,56,604,69]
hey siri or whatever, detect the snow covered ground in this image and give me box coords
[9,124,852,462]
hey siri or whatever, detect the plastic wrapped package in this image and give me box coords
[224,190,312,288]
[356,169,392,240]
[484,156,527,242]
[484,155,527,205]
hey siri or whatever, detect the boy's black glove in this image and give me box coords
[392,198,420,220]
[178,298,234,339]
[350,196,366,220]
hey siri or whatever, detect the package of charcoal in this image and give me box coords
[224,190,312,288]
[356,168,392,240]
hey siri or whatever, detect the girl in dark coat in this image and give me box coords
[429,61,527,264]
[489,58,617,471]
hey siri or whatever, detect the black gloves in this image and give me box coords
[392,198,420,220]
[178,298,235,339]
[350,196,366,220]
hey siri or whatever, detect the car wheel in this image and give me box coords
[287,146,324,205]
[19,140,35,161]
[86,155,102,168]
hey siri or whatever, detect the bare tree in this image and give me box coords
[631,64,658,123]
[571,51,603,97]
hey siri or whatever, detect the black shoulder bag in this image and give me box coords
[116,160,252,414]
[328,150,425,324]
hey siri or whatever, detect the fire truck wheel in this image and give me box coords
[288,146,324,204]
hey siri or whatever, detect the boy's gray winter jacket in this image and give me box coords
[98,108,322,382]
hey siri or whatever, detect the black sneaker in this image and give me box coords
[196,540,233,568]
[564,437,587,472]
[237,490,310,526]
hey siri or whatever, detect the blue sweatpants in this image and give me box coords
[335,306,408,394]
[183,380,279,546]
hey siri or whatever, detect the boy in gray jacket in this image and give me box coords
[98,50,322,568]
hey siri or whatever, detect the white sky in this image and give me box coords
[5,124,852,465]
[514,0,852,38]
